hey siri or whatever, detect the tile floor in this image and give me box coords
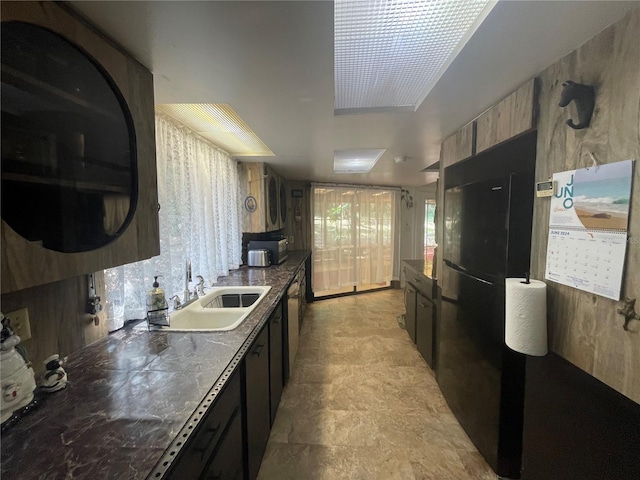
[257,289,496,480]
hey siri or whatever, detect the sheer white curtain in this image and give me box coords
[104,113,242,331]
[312,185,400,292]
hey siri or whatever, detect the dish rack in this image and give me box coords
[146,302,170,329]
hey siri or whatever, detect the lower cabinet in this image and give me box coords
[405,283,417,343]
[202,408,244,480]
[244,323,271,480]
[169,300,287,480]
[416,292,434,368]
[168,372,243,480]
[269,303,284,425]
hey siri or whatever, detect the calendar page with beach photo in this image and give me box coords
[545,159,634,300]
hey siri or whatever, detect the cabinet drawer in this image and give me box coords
[404,268,433,299]
[169,372,241,479]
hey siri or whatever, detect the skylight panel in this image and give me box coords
[334,149,386,173]
[334,0,494,113]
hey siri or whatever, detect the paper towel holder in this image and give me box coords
[521,272,531,285]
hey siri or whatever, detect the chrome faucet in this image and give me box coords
[184,259,192,303]
[193,275,205,297]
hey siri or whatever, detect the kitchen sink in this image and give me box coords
[146,286,271,332]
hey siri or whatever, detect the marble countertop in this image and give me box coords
[403,258,436,281]
[1,251,309,480]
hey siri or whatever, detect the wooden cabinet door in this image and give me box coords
[441,121,475,168]
[239,162,267,233]
[416,292,434,368]
[167,372,242,480]
[244,325,271,480]
[202,407,244,480]
[0,1,159,293]
[405,283,417,343]
[269,303,284,425]
[475,78,537,154]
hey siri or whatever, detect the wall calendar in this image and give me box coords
[545,159,634,301]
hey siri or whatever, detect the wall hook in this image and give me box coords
[585,151,599,172]
[87,273,103,315]
[617,297,639,331]
[558,80,595,129]
[401,189,414,209]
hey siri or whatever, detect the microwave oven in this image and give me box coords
[248,239,288,264]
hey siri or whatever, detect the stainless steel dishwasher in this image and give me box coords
[287,277,300,374]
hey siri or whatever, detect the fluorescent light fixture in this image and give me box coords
[335,0,495,112]
[156,104,274,157]
[334,149,386,173]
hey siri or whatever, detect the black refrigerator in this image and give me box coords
[437,137,535,479]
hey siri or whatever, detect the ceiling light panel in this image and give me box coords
[156,104,274,157]
[334,148,386,173]
[335,0,494,112]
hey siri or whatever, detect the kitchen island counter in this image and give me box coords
[0,251,310,479]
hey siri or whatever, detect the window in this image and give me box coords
[103,113,242,331]
[424,199,437,262]
[312,185,400,297]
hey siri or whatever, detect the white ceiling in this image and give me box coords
[70,0,639,187]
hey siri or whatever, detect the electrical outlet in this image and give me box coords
[288,235,295,244]
[5,307,31,341]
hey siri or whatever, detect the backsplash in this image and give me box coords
[0,272,108,376]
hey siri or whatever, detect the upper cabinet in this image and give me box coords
[1,2,159,294]
[440,78,538,169]
[239,162,287,233]
[475,78,537,154]
[441,121,475,168]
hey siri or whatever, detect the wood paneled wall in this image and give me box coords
[0,272,108,376]
[283,181,312,251]
[530,9,640,403]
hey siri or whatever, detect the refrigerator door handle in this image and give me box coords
[444,260,494,286]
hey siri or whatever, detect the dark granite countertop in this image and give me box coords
[403,258,436,281]
[0,251,310,480]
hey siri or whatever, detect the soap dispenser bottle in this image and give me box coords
[147,276,166,312]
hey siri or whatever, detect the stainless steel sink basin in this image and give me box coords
[147,286,271,331]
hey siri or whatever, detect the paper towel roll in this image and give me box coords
[505,278,547,356]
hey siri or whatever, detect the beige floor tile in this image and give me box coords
[258,290,496,480]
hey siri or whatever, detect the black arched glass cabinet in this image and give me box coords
[1,21,137,253]
[1,1,158,294]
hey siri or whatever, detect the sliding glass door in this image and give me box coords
[312,185,400,297]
